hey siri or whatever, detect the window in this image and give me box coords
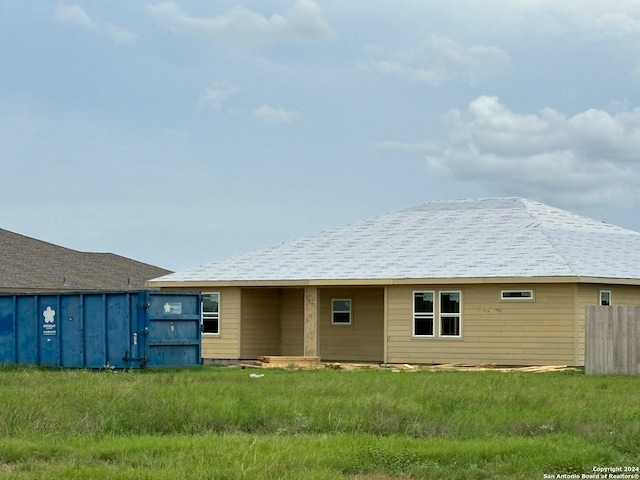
[440,292,461,337]
[332,299,351,324]
[413,291,434,336]
[600,290,611,306]
[202,293,220,334]
[501,290,534,300]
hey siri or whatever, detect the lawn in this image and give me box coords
[0,366,638,479]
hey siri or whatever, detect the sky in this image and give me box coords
[2,1,640,272]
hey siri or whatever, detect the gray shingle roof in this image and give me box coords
[0,228,171,291]
[150,198,640,284]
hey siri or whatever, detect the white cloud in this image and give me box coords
[104,23,138,45]
[489,1,640,35]
[53,4,137,45]
[54,4,97,29]
[369,57,448,86]
[253,105,300,124]
[146,0,332,47]
[368,35,509,86]
[425,96,640,207]
[427,36,509,78]
[198,82,240,111]
[595,12,640,36]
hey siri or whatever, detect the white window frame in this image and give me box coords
[439,291,461,338]
[331,299,352,325]
[501,290,534,301]
[413,291,435,337]
[599,290,611,306]
[201,292,220,335]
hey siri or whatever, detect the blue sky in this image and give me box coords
[2,1,640,271]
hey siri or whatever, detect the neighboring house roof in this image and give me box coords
[0,228,172,291]
[149,198,640,286]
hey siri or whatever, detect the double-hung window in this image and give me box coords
[413,291,434,336]
[202,292,220,334]
[440,291,461,337]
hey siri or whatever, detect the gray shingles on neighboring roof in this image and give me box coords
[151,197,640,283]
[0,228,171,291]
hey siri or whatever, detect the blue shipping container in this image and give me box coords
[0,291,202,368]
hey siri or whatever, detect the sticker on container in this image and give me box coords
[42,306,57,336]
[163,302,182,314]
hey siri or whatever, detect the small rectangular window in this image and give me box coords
[600,290,611,306]
[202,292,220,334]
[332,299,351,324]
[501,290,533,300]
[413,291,434,336]
[440,292,461,337]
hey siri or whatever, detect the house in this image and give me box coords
[0,228,171,292]
[147,198,640,367]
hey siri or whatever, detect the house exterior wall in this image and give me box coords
[280,288,304,356]
[575,284,640,367]
[202,287,241,360]
[240,288,281,358]
[162,282,640,365]
[200,286,384,362]
[318,287,384,362]
[386,283,578,366]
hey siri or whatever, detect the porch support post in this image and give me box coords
[304,287,319,357]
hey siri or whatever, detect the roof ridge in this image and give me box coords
[521,201,580,276]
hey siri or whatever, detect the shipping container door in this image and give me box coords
[16,296,38,365]
[83,294,107,368]
[105,293,133,368]
[145,292,201,367]
[0,296,40,365]
[0,296,16,364]
[126,292,146,368]
[60,295,83,367]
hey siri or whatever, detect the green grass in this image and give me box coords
[0,366,639,479]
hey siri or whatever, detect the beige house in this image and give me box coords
[148,198,640,367]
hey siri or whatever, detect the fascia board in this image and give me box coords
[148,275,640,289]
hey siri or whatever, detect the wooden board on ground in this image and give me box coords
[257,356,321,368]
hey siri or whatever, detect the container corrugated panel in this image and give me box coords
[0,291,202,368]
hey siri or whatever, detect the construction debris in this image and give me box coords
[230,359,575,373]
[510,365,571,373]
[256,356,321,369]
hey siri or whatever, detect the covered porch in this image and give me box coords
[207,286,385,363]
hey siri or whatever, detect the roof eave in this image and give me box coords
[147,275,640,289]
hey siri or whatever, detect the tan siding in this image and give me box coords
[240,288,281,358]
[318,287,384,362]
[202,287,241,360]
[576,284,640,366]
[387,284,578,366]
[576,285,599,367]
[280,288,304,356]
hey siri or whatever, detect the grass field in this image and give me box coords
[0,366,639,479]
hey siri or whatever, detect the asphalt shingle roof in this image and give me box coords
[151,198,640,284]
[0,228,171,291]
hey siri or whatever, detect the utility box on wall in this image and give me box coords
[0,291,202,368]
